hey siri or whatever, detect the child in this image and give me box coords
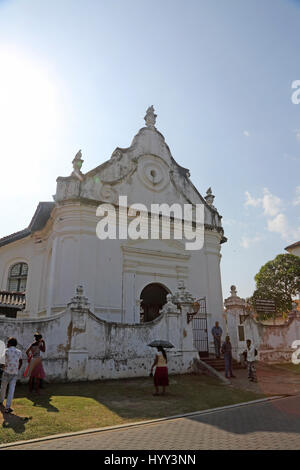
[0,337,23,413]
[244,339,258,382]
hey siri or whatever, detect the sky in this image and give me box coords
[0,0,299,300]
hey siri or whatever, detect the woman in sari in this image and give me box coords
[25,333,46,394]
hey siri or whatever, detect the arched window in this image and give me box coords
[7,262,28,292]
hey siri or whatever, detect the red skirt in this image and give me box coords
[24,357,46,379]
[31,361,46,379]
[154,367,169,387]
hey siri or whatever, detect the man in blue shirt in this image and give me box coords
[211,321,222,358]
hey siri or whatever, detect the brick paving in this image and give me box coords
[229,362,300,396]
[3,395,300,450]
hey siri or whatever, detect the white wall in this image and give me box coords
[0,297,199,382]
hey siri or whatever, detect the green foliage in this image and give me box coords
[250,254,300,318]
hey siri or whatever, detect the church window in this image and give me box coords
[7,262,28,292]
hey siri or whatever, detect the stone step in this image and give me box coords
[201,356,246,371]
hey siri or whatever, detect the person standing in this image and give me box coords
[150,346,169,396]
[211,321,223,358]
[221,335,235,379]
[245,339,258,382]
[25,333,46,394]
[0,337,23,413]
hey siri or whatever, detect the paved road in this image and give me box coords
[3,395,300,450]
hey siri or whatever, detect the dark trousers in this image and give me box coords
[247,361,257,381]
[214,337,221,357]
[224,354,233,377]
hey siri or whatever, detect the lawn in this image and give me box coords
[271,363,300,374]
[0,373,265,445]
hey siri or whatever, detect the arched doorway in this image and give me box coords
[140,283,169,323]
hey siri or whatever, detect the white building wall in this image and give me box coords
[0,114,226,327]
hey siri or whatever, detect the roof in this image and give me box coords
[0,202,55,248]
[285,241,300,251]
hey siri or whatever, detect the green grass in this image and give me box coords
[0,374,265,445]
[271,363,300,374]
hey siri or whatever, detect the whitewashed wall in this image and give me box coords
[0,289,199,382]
[224,286,300,363]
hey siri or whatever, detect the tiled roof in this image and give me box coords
[0,202,55,248]
[285,241,300,251]
[0,228,31,248]
[0,291,26,309]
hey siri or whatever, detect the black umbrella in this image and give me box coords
[147,340,174,349]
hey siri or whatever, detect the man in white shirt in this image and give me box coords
[245,339,257,383]
[0,337,23,413]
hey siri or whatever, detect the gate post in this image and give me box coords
[224,285,249,361]
[173,280,197,353]
[66,285,90,381]
[160,294,181,349]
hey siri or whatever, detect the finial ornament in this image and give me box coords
[205,187,215,206]
[68,285,90,310]
[230,285,237,297]
[144,105,157,129]
[72,150,84,181]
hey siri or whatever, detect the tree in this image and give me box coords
[249,254,300,319]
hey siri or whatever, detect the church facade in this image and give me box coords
[0,107,226,342]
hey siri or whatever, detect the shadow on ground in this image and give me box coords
[188,394,300,436]
[1,408,32,434]
[2,369,300,441]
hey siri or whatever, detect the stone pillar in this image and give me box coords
[67,286,90,381]
[46,236,59,316]
[160,294,181,349]
[173,280,197,353]
[122,271,136,324]
[204,232,225,354]
[224,285,249,361]
[160,284,199,374]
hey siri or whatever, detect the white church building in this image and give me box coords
[0,107,226,345]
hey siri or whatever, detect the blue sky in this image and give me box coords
[0,0,299,300]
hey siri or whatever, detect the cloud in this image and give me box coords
[261,188,282,217]
[267,214,300,242]
[240,235,263,249]
[245,191,261,208]
[244,187,300,243]
[267,214,289,239]
[222,218,248,229]
[243,130,250,137]
[245,188,282,216]
[293,186,300,206]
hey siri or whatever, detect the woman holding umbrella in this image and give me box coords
[150,343,170,396]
